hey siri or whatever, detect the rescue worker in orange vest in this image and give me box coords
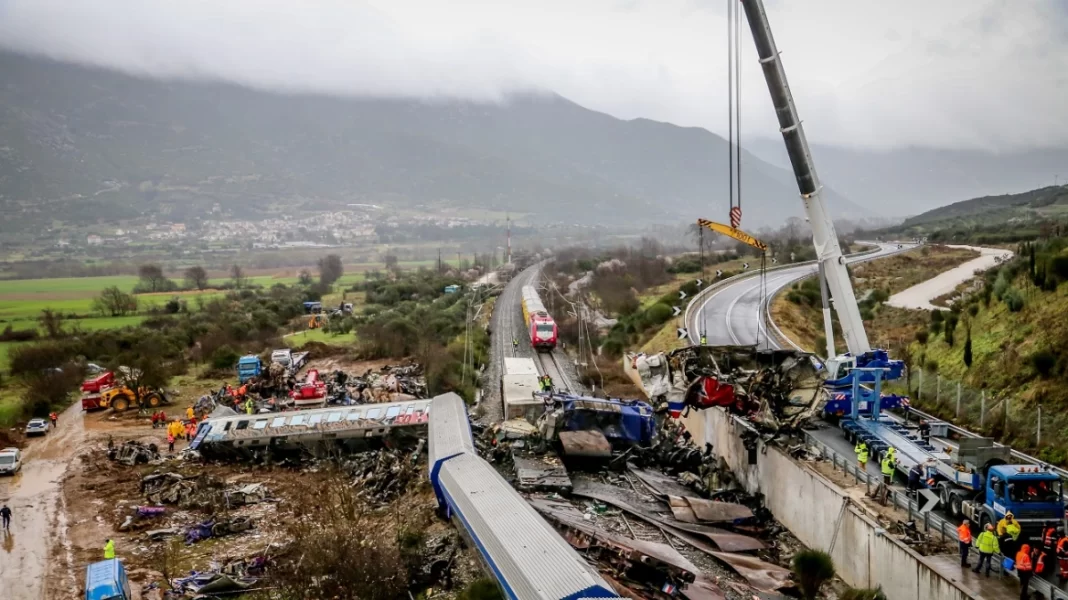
[957,518,972,567]
[1056,535,1068,579]
[49,411,58,428]
[1016,544,1034,600]
[185,421,195,442]
[1039,522,1061,576]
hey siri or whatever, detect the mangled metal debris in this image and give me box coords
[514,453,572,491]
[108,440,162,466]
[631,345,826,432]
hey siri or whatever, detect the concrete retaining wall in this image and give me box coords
[680,407,973,600]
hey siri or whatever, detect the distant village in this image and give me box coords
[64,209,494,251]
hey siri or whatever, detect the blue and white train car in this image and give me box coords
[428,393,622,600]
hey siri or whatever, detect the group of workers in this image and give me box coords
[852,440,899,485]
[151,406,201,452]
[956,513,1068,599]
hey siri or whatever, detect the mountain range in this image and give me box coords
[0,49,865,239]
[746,140,1068,218]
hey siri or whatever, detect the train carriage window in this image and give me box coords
[385,406,401,419]
[290,415,307,426]
[271,417,287,428]
[404,406,416,416]
[235,420,250,430]
[308,414,324,425]
[327,412,343,423]
[346,411,362,421]
[253,419,269,430]
[366,407,382,419]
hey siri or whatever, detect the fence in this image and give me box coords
[897,365,1066,461]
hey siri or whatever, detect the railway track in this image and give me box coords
[536,350,574,394]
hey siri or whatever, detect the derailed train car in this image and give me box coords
[191,399,431,458]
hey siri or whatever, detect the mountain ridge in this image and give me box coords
[0,49,865,241]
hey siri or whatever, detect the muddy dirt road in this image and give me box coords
[0,403,84,600]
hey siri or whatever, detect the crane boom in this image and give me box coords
[738,0,871,355]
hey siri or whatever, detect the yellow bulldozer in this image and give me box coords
[98,386,169,412]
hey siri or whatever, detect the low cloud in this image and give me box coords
[2,0,1066,151]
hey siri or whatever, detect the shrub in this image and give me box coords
[211,345,240,371]
[1003,287,1024,312]
[1030,349,1057,378]
[645,303,674,326]
[0,325,39,342]
[457,579,504,600]
[967,304,979,317]
[930,310,944,324]
[792,549,836,600]
[915,330,929,344]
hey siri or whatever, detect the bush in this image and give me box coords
[457,579,504,600]
[1003,287,1024,312]
[792,549,836,600]
[211,345,240,371]
[1030,349,1057,378]
[930,310,944,324]
[915,330,929,344]
[968,304,979,317]
[645,303,674,326]
[0,325,39,342]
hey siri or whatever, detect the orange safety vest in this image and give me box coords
[957,523,972,543]
[1017,547,1034,572]
[1044,528,1058,547]
[1058,537,1068,556]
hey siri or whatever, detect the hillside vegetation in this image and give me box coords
[875,185,1068,244]
[771,245,979,354]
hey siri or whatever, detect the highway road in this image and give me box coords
[689,242,916,348]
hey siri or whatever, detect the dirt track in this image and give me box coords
[0,402,85,600]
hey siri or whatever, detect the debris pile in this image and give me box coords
[325,362,428,404]
[340,446,423,505]
[633,345,826,433]
[168,550,273,598]
[141,472,224,508]
[108,440,162,466]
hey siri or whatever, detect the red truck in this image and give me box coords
[289,369,326,408]
[80,371,116,410]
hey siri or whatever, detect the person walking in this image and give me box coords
[957,518,972,567]
[167,431,175,453]
[973,524,1000,576]
[918,419,931,444]
[854,440,869,471]
[49,411,58,428]
[0,504,11,530]
[103,538,115,560]
[1016,544,1035,600]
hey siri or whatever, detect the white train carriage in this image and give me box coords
[502,357,542,422]
[428,394,622,600]
[192,399,431,455]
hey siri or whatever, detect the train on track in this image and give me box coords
[520,285,558,351]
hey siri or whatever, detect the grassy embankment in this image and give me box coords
[770,245,980,355]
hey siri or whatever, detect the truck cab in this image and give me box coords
[824,350,904,388]
[982,466,1065,541]
[237,355,262,383]
[85,559,131,600]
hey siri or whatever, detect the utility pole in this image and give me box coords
[437,248,442,274]
[506,214,512,264]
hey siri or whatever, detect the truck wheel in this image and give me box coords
[979,512,991,531]
[938,483,951,509]
[144,392,163,408]
[110,394,131,412]
[949,493,963,519]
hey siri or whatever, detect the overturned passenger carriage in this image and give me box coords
[191,399,431,459]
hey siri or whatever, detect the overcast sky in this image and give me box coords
[2,0,1067,151]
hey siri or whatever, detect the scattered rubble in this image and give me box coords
[108,440,162,465]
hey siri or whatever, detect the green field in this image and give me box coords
[285,328,358,347]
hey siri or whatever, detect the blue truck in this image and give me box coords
[839,368,1064,541]
[236,355,262,383]
[85,559,131,600]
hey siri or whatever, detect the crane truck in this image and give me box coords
[733,0,1065,538]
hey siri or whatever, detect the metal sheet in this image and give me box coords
[513,455,572,491]
[559,430,612,458]
[668,496,754,523]
[628,466,695,499]
[706,551,793,593]
[570,480,764,552]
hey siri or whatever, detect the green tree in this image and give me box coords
[92,286,138,317]
[183,265,209,290]
[37,308,65,339]
[230,264,247,288]
[318,254,344,285]
[963,328,973,368]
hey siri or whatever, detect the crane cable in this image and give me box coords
[727,0,769,348]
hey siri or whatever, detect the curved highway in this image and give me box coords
[688,242,915,349]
